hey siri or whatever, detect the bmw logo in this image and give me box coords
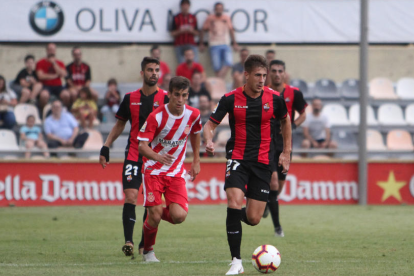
[29,1,64,36]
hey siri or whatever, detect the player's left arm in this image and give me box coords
[293,90,308,128]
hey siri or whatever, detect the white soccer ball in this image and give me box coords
[251,245,281,273]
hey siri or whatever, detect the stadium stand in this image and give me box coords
[82,129,104,150]
[332,130,357,150]
[216,129,231,147]
[405,104,414,126]
[341,79,359,99]
[321,103,350,125]
[206,77,227,100]
[378,104,407,126]
[312,155,331,160]
[349,104,378,126]
[42,103,51,120]
[314,78,340,99]
[369,78,398,99]
[14,104,42,125]
[386,130,414,151]
[396,77,414,100]
[290,79,312,99]
[367,129,386,151]
[0,130,20,156]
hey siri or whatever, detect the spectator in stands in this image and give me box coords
[171,0,199,64]
[10,55,43,104]
[36,43,70,109]
[301,98,337,155]
[20,115,49,159]
[101,78,121,115]
[71,87,97,129]
[0,75,17,129]
[200,2,239,78]
[198,94,212,126]
[150,45,170,86]
[66,47,98,102]
[264,50,276,86]
[160,73,172,92]
[44,100,88,148]
[176,47,206,83]
[188,71,211,108]
[232,48,249,89]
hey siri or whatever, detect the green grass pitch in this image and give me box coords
[1,205,413,275]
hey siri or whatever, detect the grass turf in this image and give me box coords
[0,205,413,276]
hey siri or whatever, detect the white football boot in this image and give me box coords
[225,257,244,275]
[142,251,160,262]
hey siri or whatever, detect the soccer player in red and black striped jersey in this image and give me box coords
[99,57,169,257]
[266,60,307,238]
[203,55,292,275]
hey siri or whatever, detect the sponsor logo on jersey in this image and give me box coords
[263,102,270,111]
[147,192,155,202]
[158,137,186,147]
[140,121,147,132]
[127,175,133,182]
[131,102,142,105]
[235,105,248,109]
[153,101,159,107]
[184,125,190,135]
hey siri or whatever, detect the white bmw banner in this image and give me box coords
[0,0,413,43]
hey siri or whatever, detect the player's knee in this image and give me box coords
[171,213,187,224]
[247,215,261,226]
[124,190,138,205]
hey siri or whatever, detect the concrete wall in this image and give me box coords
[0,43,413,84]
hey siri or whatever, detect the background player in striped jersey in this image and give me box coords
[137,76,202,262]
[264,60,308,237]
[99,57,169,256]
[203,55,292,275]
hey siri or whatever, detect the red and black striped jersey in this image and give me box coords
[66,62,91,86]
[172,13,198,46]
[273,84,308,151]
[209,86,288,165]
[115,88,169,163]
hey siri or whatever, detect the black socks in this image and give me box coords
[241,207,254,226]
[268,190,280,228]
[138,208,148,249]
[226,208,242,259]
[122,203,136,244]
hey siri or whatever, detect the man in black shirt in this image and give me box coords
[188,71,211,109]
[11,55,43,104]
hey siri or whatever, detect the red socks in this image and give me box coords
[161,207,175,224]
[143,219,158,252]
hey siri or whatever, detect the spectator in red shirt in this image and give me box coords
[171,0,199,64]
[36,43,70,109]
[176,47,206,83]
[66,47,98,102]
[150,45,170,86]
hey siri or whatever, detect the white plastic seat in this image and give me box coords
[82,130,104,150]
[386,130,414,151]
[396,78,414,100]
[405,104,414,126]
[0,130,19,151]
[14,104,42,125]
[321,103,350,126]
[369,78,398,100]
[377,104,407,126]
[349,104,378,126]
[367,129,386,151]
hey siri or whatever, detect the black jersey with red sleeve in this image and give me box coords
[273,84,308,151]
[209,86,288,165]
[116,88,169,162]
[66,62,91,86]
[172,13,198,46]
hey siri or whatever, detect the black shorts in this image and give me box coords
[271,150,293,181]
[122,160,143,190]
[44,85,65,97]
[224,159,272,202]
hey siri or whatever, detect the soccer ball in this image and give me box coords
[251,245,281,273]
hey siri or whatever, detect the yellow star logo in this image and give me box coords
[377,171,406,202]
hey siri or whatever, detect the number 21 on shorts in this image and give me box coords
[226,159,240,172]
[125,164,138,176]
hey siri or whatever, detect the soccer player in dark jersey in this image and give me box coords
[203,55,292,275]
[265,60,307,237]
[99,57,169,257]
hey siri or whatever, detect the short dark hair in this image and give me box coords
[169,76,190,93]
[244,55,267,73]
[180,0,190,6]
[107,78,117,86]
[150,45,159,54]
[72,46,80,54]
[266,49,276,55]
[214,2,223,8]
[191,70,201,78]
[26,115,35,121]
[141,57,160,71]
[79,86,93,100]
[25,55,35,62]
[183,46,193,54]
[269,60,286,70]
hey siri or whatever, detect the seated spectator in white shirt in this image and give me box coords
[20,115,49,158]
[0,75,17,130]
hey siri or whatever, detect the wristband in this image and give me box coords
[100,146,110,162]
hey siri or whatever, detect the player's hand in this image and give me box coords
[99,155,109,168]
[99,146,110,168]
[205,140,215,156]
[188,160,200,181]
[157,153,175,166]
[278,151,291,174]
